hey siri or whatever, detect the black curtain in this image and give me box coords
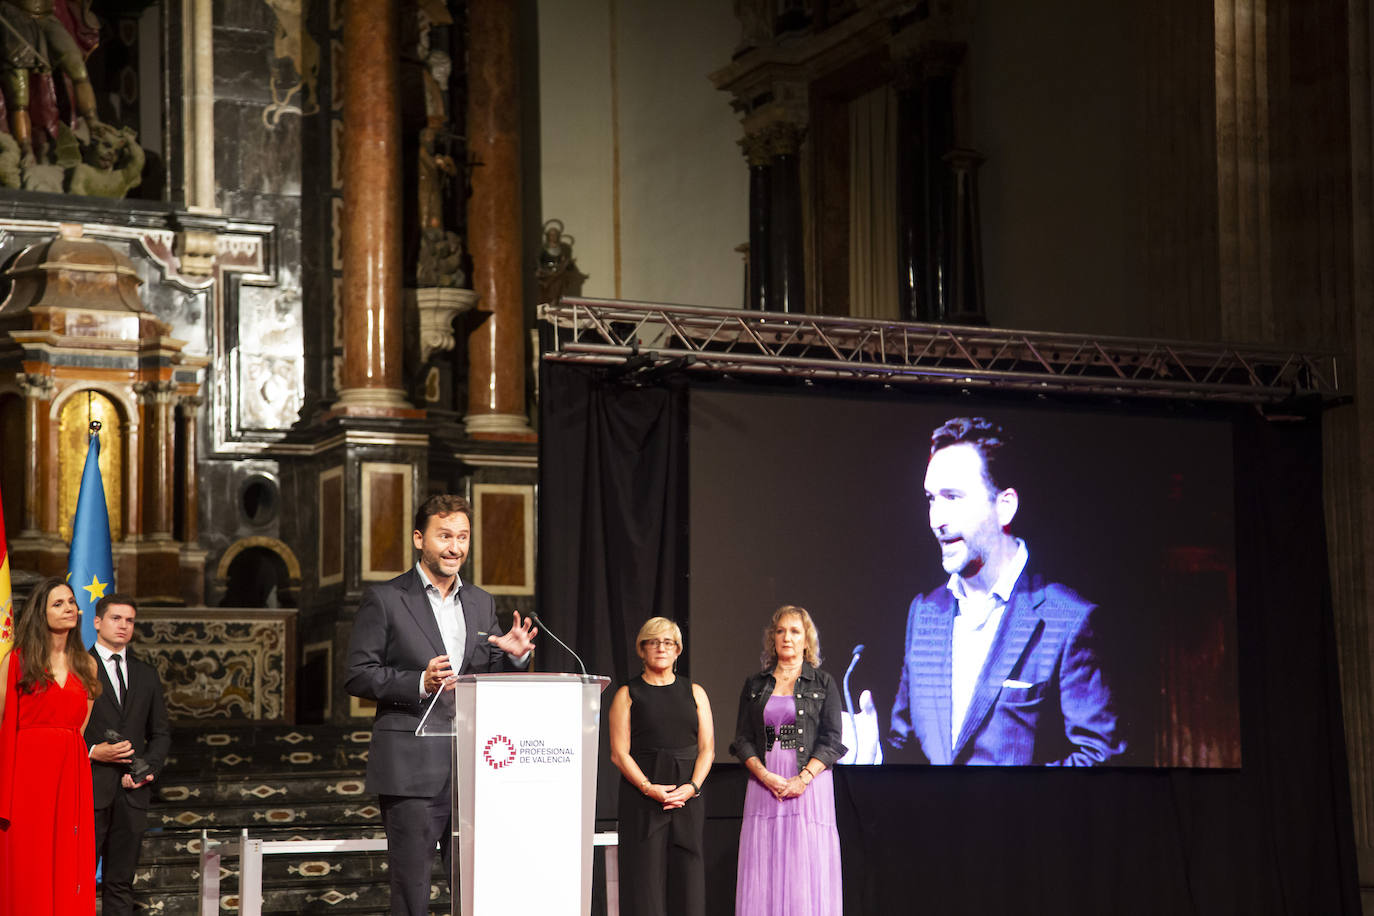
[538,363,689,817]
[540,365,1359,914]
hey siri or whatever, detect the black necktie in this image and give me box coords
[112,654,126,708]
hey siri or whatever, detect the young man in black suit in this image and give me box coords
[84,594,172,916]
[346,494,538,915]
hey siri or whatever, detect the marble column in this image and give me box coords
[16,373,54,536]
[892,49,959,323]
[135,380,176,539]
[894,62,925,322]
[182,0,217,213]
[336,0,411,413]
[466,0,532,437]
[922,68,956,323]
[766,123,807,314]
[177,395,202,544]
[944,149,987,325]
[739,132,773,311]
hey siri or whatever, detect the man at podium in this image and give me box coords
[346,494,538,915]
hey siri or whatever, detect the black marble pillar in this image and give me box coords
[748,161,772,311]
[896,56,960,323]
[921,70,956,323]
[945,149,987,325]
[769,148,805,313]
[896,76,926,321]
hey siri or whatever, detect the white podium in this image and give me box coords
[418,672,610,916]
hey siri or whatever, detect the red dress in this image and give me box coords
[0,650,96,915]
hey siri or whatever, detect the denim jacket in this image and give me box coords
[730,661,847,773]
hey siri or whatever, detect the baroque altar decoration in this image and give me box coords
[0,0,145,198]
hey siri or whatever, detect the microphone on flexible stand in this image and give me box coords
[529,612,588,677]
[843,644,864,719]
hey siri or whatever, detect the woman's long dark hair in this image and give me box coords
[11,576,100,697]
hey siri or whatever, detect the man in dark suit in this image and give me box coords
[345,493,537,916]
[886,417,1125,766]
[84,594,172,915]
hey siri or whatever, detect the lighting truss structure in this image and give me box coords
[539,298,1345,405]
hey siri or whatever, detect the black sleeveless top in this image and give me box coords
[627,674,698,753]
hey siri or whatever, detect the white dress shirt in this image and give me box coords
[948,540,1029,746]
[414,563,530,698]
[96,645,129,706]
[417,562,467,698]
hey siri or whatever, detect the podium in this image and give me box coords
[418,672,610,916]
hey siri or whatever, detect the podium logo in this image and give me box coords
[483,735,517,770]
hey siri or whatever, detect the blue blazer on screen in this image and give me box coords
[888,565,1125,766]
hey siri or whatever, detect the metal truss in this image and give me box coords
[539,298,1344,405]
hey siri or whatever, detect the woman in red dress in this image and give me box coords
[0,576,101,915]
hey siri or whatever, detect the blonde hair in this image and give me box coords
[760,604,821,668]
[635,617,683,666]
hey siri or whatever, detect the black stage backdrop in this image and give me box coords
[538,362,1358,915]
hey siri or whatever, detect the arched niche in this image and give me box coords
[216,537,302,608]
[56,388,126,543]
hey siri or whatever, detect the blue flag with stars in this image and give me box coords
[68,430,113,648]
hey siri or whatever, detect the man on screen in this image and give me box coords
[885,416,1125,765]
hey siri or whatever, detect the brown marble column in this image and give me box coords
[17,373,54,536]
[466,0,533,437]
[135,380,176,539]
[178,395,201,544]
[336,0,411,414]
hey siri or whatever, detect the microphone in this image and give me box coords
[529,611,587,677]
[843,644,864,719]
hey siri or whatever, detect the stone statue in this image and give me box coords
[412,4,465,288]
[416,122,464,287]
[0,0,99,161]
[417,225,464,288]
[535,219,588,305]
[66,121,143,197]
[0,0,146,197]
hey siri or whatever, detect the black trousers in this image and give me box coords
[94,791,149,916]
[618,753,706,916]
[380,789,453,916]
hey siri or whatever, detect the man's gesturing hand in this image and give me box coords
[488,611,538,656]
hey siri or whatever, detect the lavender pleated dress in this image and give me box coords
[735,695,843,915]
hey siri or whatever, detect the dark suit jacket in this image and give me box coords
[83,648,172,809]
[345,568,511,798]
[888,566,1125,766]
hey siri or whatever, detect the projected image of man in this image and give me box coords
[887,417,1126,765]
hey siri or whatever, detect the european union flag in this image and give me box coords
[68,429,114,649]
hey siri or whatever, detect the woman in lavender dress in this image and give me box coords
[732,605,846,915]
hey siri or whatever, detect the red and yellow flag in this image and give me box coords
[0,482,11,654]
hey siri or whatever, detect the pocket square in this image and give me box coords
[1002,679,1034,689]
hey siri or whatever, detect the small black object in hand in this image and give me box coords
[102,729,153,782]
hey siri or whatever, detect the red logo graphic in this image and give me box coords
[483,735,516,770]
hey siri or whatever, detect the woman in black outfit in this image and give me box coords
[608,617,715,916]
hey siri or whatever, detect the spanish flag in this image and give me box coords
[0,481,12,654]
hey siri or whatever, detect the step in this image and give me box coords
[163,729,373,776]
[141,825,388,864]
[155,771,373,807]
[151,799,384,832]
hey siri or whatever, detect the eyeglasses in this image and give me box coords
[641,638,679,650]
